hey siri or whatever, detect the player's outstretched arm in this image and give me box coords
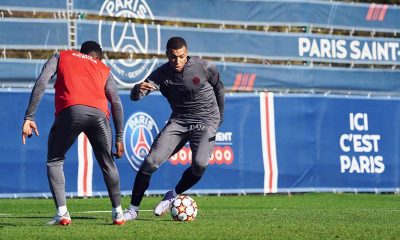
[105,75,125,159]
[22,120,39,144]
[24,54,59,121]
[22,53,58,144]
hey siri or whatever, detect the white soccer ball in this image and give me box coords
[170,195,198,222]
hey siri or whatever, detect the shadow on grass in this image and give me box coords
[0,215,100,227]
[0,223,17,227]
[0,216,97,220]
[0,215,174,227]
[134,217,174,222]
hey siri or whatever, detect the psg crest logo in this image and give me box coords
[123,112,159,171]
[98,0,161,87]
[192,76,200,85]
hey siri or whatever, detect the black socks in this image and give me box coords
[131,171,151,206]
[175,167,202,194]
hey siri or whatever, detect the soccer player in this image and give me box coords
[21,41,125,225]
[123,37,225,220]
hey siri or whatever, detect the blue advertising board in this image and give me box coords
[74,20,400,86]
[0,0,66,10]
[1,90,400,197]
[1,0,400,92]
[274,95,400,192]
[3,0,399,32]
[2,58,400,93]
[77,21,400,65]
[74,0,400,32]
[0,19,69,49]
[0,90,264,197]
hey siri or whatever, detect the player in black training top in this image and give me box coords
[123,37,224,220]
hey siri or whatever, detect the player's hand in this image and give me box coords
[113,141,125,159]
[139,82,157,91]
[22,120,39,144]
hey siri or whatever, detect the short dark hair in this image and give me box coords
[80,41,103,57]
[166,37,187,51]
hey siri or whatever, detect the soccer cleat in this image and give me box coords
[154,190,177,216]
[112,212,125,225]
[123,209,138,221]
[46,212,72,226]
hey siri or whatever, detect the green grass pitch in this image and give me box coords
[0,193,399,239]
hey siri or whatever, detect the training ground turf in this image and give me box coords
[0,193,399,239]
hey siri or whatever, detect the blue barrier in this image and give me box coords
[74,0,400,32]
[274,94,400,192]
[1,58,400,92]
[0,59,49,85]
[1,90,400,197]
[0,90,261,196]
[3,0,399,32]
[2,18,399,65]
[73,20,400,87]
[218,63,400,93]
[77,21,400,65]
[0,19,69,49]
[0,0,66,10]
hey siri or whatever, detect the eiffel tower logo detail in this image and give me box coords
[134,127,150,158]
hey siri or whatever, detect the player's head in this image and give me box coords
[166,37,188,72]
[80,41,103,59]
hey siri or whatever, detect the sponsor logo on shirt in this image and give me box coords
[192,76,200,85]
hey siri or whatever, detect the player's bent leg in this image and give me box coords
[131,122,187,217]
[128,169,152,216]
[175,167,204,195]
[124,162,158,220]
[85,115,124,224]
[173,126,215,195]
[47,212,72,226]
[47,161,67,209]
[85,118,121,205]
[149,139,186,216]
[124,162,161,221]
[159,125,214,215]
[169,136,211,203]
[123,172,145,222]
[47,107,83,214]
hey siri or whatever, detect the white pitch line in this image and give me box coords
[74,211,110,213]
[357,208,400,212]
[2,208,399,216]
[74,210,153,214]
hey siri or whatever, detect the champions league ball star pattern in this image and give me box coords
[171,195,198,222]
